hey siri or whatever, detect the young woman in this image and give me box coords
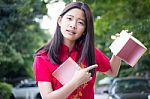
[33,2,121,99]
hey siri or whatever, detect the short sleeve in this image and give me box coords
[33,55,52,84]
[95,48,111,72]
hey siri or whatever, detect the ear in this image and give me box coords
[57,16,62,26]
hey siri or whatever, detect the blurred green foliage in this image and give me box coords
[0,82,12,99]
[0,0,49,84]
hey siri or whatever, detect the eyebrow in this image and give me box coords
[66,15,85,22]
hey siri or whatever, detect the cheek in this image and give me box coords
[76,30,85,38]
[60,21,68,32]
[60,24,67,33]
[78,27,85,35]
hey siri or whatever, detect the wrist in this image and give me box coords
[67,80,79,90]
[113,55,122,60]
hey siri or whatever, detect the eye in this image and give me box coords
[66,17,72,20]
[78,21,85,26]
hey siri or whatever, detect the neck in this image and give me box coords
[63,39,75,52]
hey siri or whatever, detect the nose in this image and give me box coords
[69,20,77,29]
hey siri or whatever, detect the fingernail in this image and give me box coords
[95,64,98,66]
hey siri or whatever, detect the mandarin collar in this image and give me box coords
[59,44,76,53]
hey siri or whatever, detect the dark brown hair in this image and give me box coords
[36,2,95,76]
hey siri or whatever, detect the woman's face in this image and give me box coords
[58,8,86,43]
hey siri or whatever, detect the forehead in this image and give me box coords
[64,8,85,20]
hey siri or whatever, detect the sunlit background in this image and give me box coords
[40,0,65,35]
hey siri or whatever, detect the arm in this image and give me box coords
[104,55,121,77]
[38,81,78,99]
[38,65,97,99]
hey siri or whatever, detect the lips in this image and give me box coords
[66,30,76,34]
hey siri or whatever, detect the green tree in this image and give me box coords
[0,0,49,83]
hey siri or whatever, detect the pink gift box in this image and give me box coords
[52,57,81,85]
[109,30,147,67]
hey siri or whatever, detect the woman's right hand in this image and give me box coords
[70,64,98,87]
[111,30,133,40]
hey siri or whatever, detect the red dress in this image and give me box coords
[33,44,111,99]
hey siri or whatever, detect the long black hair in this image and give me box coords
[36,2,96,76]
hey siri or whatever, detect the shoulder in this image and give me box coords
[95,48,106,57]
[95,47,101,53]
[33,49,50,66]
[94,47,111,72]
[33,49,56,73]
[34,49,49,60]
[94,47,110,63]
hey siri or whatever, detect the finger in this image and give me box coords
[124,30,128,32]
[123,30,133,35]
[88,73,91,77]
[86,72,91,76]
[129,32,133,35]
[115,33,120,37]
[111,35,116,40]
[84,64,98,71]
[111,33,120,40]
